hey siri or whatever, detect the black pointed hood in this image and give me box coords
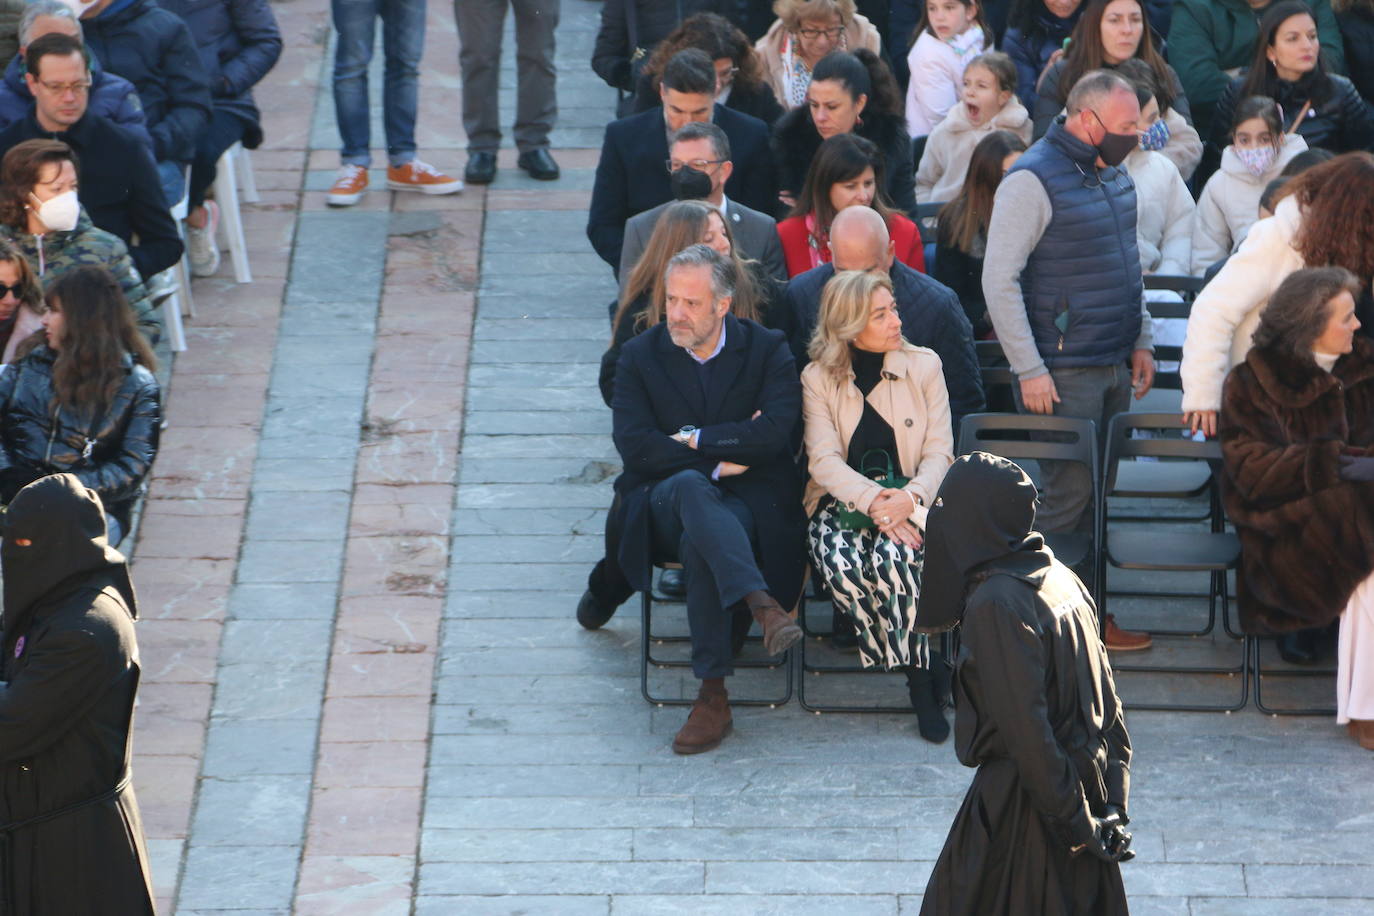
[2,474,136,638]
[916,452,1052,633]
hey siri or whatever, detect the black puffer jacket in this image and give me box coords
[773,106,916,214]
[1211,71,1374,155]
[592,0,747,92]
[0,347,161,525]
[1336,6,1374,105]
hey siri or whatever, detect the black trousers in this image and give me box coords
[189,109,252,210]
[587,493,636,609]
[649,469,768,679]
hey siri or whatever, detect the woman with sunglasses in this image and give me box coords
[0,139,158,344]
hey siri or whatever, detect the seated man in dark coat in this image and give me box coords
[0,33,182,279]
[610,244,805,754]
[0,474,154,914]
[786,206,984,434]
[916,452,1134,916]
[587,47,776,274]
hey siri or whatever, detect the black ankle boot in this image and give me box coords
[905,665,950,743]
[928,649,953,709]
[1277,628,1321,665]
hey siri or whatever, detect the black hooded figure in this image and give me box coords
[0,474,155,913]
[916,452,1133,916]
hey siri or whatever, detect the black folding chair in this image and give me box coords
[1097,412,1248,712]
[957,413,1101,601]
[641,561,794,708]
[974,339,1016,413]
[1251,635,1337,717]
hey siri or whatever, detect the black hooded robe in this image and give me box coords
[0,474,155,915]
[917,453,1132,916]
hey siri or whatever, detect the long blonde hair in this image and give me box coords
[807,269,896,376]
[613,200,759,340]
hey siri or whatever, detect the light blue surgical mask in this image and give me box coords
[1138,118,1170,152]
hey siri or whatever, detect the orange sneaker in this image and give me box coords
[386,159,463,195]
[326,164,369,207]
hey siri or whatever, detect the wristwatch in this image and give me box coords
[673,425,698,445]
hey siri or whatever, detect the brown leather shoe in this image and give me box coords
[1348,720,1374,751]
[672,689,732,755]
[748,595,803,656]
[1104,614,1152,651]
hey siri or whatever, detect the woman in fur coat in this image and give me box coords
[1219,267,1374,748]
[772,49,916,213]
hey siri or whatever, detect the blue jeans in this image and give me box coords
[331,0,426,167]
[157,160,187,209]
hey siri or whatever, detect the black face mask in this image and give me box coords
[671,166,713,201]
[1090,111,1138,168]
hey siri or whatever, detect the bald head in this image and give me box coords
[829,206,894,273]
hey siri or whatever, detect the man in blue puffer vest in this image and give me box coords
[981,70,1156,652]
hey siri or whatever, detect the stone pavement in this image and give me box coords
[121,1,1374,912]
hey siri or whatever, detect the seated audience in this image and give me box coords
[778,133,924,277]
[1182,153,1374,438]
[605,199,777,404]
[631,13,785,126]
[1170,0,1346,139]
[0,34,182,281]
[161,0,282,278]
[1002,0,1084,115]
[773,49,915,212]
[1335,0,1374,104]
[0,140,158,343]
[787,206,983,428]
[592,0,743,106]
[0,237,43,362]
[0,1,149,147]
[1114,57,1202,180]
[609,244,805,755]
[620,122,786,289]
[1193,96,1308,276]
[77,0,213,208]
[916,51,1031,204]
[1120,66,1196,278]
[1211,2,1374,157]
[587,48,775,272]
[1031,0,1191,139]
[0,265,160,546]
[934,129,1026,336]
[904,0,989,138]
[1218,267,1374,731]
[755,0,882,110]
[802,269,954,741]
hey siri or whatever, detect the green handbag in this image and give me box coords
[832,449,910,531]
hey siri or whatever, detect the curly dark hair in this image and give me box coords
[1251,266,1363,360]
[1277,152,1374,278]
[0,139,79,231]
[641,13,766,96]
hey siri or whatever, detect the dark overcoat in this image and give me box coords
[917,453,1131,916]
[0,474,154,914]
[1220,337,1374,633]
[610,314,806,610]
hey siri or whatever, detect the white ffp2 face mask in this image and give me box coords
[31,190,79,232]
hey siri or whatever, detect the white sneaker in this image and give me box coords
[186,199,221,277]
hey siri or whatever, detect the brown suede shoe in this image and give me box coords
[1348,720,1374,751]
[672,689,732,755]
[1104,614,1153,651]
[749,597,803,656]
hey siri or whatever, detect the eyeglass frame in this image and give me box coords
[35,79,91,96]
[796,25,846,40]
[664,158,728,174]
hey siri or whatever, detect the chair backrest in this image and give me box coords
[958,412,1098,471]
[1102,411,1221,492]
[1143,274,1203,391]
[974,338,1015,391]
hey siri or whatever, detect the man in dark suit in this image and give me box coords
[0,33,181,279]
[605,244,804,755]
[619,121,785,289]
[786,207,984,433]
[587,48,775,273]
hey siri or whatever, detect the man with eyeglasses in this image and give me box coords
[0,32,182,280]
[587,48,775,274]
[618,121,785,291]
[981,69,1156,652]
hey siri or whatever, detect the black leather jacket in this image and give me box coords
[0,346,161,522]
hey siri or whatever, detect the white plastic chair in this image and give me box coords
[214,142,255,282]
[163,172,192,352]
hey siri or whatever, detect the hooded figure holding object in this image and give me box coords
[917,452,1133,916]
[0,474,154,914]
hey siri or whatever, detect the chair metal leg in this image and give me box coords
[1250,636,1337,716]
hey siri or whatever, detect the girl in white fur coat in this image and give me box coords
[904,0,989,137]
[1192,96,1307,276]
[916,51,1031,204]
